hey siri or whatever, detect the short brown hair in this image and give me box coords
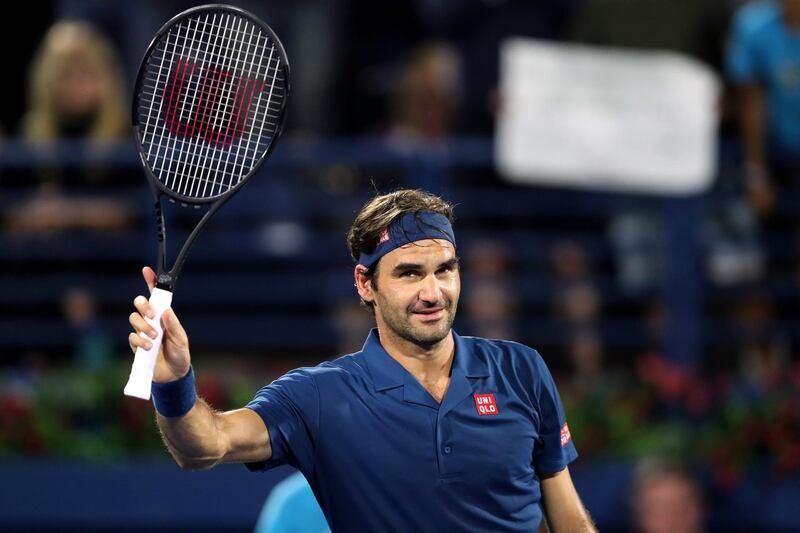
[347,189,455,266]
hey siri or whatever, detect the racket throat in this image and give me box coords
[156,273,176,291]
[154,199,174,291]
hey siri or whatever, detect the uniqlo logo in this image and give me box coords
[473,393,499,416]
[560,422,572,447]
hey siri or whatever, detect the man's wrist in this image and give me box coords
[152,366,197,417]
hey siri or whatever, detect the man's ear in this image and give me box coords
[354,265,374,303]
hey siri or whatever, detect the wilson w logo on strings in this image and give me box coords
[163,58,266,148]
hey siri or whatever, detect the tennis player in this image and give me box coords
[128,189,596,532]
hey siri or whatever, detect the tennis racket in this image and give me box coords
[124,4,290,399]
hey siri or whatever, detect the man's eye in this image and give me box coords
[401,270,419,278]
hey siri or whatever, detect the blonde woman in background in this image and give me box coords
[7,21,133,233]
[22,20,127,143]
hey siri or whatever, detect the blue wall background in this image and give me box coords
[1,460,798,532]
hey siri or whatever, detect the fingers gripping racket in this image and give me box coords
[124,4,290,399]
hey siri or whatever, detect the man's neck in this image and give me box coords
[376,326,455,384]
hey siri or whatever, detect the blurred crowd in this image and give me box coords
[2,1,800,530]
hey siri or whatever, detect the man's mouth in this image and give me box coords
[412,307,446,321]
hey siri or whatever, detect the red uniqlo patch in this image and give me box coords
[560,422,572,447]
[473,393,499,416]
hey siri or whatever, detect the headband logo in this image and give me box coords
[378,228,390,245]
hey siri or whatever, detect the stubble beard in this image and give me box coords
[377,295,457,349]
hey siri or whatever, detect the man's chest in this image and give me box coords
[319,385,539,483]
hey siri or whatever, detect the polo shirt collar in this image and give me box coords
[452,330,490,379]
[361,328,489,394]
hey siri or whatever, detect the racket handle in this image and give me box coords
[123,288,174,400]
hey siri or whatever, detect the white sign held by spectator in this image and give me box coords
[496,38,719,195]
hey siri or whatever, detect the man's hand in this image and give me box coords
[128,266,191,383]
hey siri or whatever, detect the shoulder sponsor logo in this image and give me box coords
[560,422,572,447]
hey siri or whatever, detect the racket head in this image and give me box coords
[132,4,290,204]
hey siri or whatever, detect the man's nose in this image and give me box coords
[419,274,442,303]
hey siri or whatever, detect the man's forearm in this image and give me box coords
[543,506,597,533]
[156,398,228,470]
[540,468,597,532]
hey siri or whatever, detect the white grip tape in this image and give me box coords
[123,288,173,399]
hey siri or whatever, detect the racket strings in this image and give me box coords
[149,14,279,133]
[173,13,250,198]
[138,10,285,200]
[141,19,285,123]
[163,13,276,195]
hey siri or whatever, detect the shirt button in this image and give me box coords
[443,446,452,454]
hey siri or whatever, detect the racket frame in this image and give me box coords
[131,3,291,291]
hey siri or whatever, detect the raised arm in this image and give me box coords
[539,467,597,532]
[128,267,271,470]
[155,399,269,470]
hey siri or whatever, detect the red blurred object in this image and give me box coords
[197,375,225,407]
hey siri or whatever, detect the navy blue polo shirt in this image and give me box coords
[246,329,578,532]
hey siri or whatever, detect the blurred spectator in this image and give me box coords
[21,20,126,143]
[460,238,519,341]
[554,281,601,326]
[387,42,461,152]
[550,241,602,348]
[4,185,133,233]
[62,287,114,370]
[357,41,464,193]
[727,0,800,303]
[727,0,800,217]
[565,327,605,394]
[550,240,593,281]
[329,299,374,355]
[4,21,134,234]
[630,458,706,533]
[730,287,790,397]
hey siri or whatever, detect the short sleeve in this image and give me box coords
[531,351,578,474]
[245,368,320,473]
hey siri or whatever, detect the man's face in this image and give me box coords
[367,239,460,348]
